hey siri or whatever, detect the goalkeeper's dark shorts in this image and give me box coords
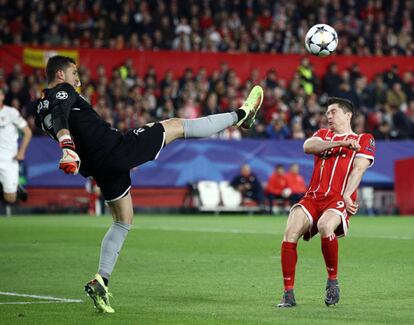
[92,123,166,202]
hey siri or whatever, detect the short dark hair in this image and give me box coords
[327,97,355,115]
[46,55,76,83]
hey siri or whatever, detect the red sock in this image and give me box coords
[321,235,338,280]
[281,241,297,291]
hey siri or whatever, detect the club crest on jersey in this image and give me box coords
[365,146,374,153]
[56,91,68,100]
[369,138,375,147]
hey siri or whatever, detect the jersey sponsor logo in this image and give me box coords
[56,91,68,100]
[37,100,49,113]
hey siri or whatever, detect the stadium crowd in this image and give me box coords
[2,58,414,140]
[2,0,414,56]
[1,0,414,139]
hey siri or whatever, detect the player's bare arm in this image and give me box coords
[342,157,372,214]
[14,125,32,160]
[303,138,360,155]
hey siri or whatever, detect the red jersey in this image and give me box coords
[305,128,375,200]
[285,172,307,194]
[266,173,288,195]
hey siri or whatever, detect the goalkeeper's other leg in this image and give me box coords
[85,192,133,312]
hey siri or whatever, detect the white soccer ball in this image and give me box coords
[305,24,338,57]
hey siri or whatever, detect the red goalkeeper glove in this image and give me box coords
[58,136,81,175]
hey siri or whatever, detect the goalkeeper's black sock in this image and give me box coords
[17,185,28,202]
[235,109,246,122]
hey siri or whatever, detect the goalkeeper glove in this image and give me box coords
[59,136,81,175]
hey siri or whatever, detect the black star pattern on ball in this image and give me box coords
[319,42,329,50]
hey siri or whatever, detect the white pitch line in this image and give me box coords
[0,291,82,303]
[0,301,80,305]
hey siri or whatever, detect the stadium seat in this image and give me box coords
[219,181,242,208]
[360,186,374,215]
[197,180,221,209]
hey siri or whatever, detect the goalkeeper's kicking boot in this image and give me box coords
[277,289,297,308]
[236,85,264,129]
[325,279,340,307]
[84,274,114,313]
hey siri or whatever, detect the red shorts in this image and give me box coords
[291,193,350,240]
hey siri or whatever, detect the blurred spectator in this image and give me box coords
[324,63,342,96]
[386,83,407,109]
[297,58,315,96]
[383,65,402,87]
[285,163,307,204]
[291,119,306,139]
[230,164,264,207]
[266,118,291,139]
[372,121,392,140]
[265,164,289,214]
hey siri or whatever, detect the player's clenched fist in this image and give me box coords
[58,135,81,175]
[340,139,360,151]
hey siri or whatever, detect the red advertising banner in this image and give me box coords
[2,45,414,82]
[395,157,414,215]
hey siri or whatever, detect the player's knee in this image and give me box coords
[4,193,17,204]
[163,118,182,130]
[284,226,304,242]
[317,219,333,236]
[161,118,184,144]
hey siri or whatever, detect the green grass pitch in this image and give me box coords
[0,215,413,324]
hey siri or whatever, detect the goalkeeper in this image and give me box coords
[35,55,264,313]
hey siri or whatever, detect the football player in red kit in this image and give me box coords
[277,97,376,308]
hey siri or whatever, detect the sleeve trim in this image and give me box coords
[304,137,323,145]
[355,153,375,167]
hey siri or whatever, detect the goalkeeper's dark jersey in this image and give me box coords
[35,82,122,176]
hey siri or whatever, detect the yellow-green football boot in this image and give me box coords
[236,85,264,129]
[84,274,114,313]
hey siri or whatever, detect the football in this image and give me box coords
[305,24,338,56]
